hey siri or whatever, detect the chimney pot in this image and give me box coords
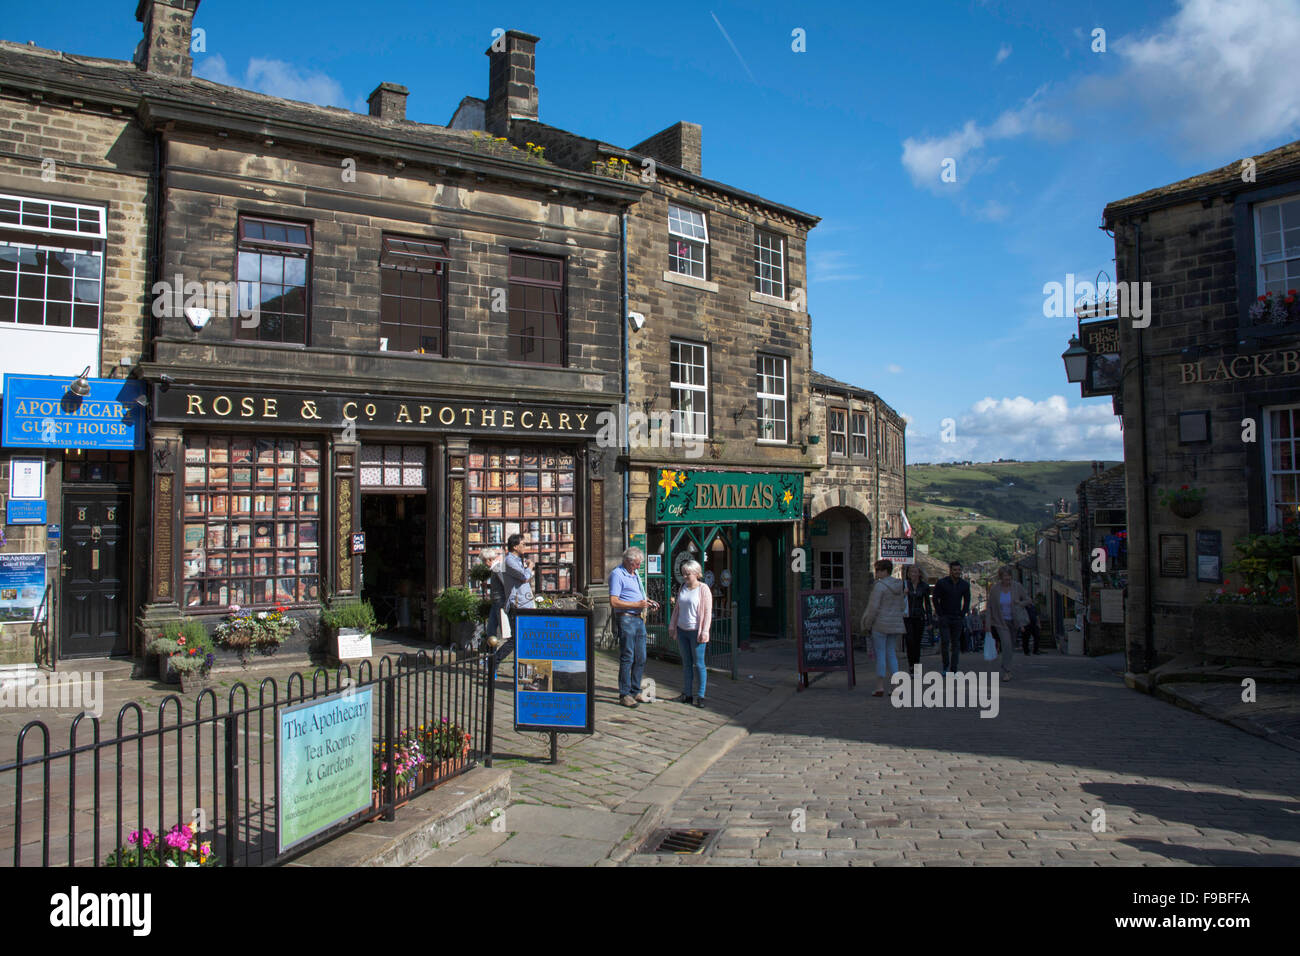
[367,82,410,121]
[632,121,703,176]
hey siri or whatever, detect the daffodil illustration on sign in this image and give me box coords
[783,489,794,506]
[658,469,683,499]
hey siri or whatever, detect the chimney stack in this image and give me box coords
[632,122,703,176]
[368,83,409,122]
[134,0,201,78]
[485,30,539,137]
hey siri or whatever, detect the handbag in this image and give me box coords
[498,609,512,642]
[982,631,997,661]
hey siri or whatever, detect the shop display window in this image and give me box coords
[466,445,576,593]
[182,435,320,608]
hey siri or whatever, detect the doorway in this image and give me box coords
[360,492,428,637]
[60,492,130,658]
[747,524,785,638]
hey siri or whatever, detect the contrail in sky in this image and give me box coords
[710,11,757,84]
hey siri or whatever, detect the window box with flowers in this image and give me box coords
[1158,484,1206,519]
[1198,519,1300,662]
[103,823,218,867]
[1248,289,1300,326]
[212,605,301,666]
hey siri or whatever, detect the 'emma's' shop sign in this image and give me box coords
[1179,350,1300,384]
[655,469,803,524]
[155,387,604,437]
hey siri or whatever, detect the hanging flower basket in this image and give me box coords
[1159,485,1205,519]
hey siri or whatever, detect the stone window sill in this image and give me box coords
[749,290,800,312]
[663,271,719,294]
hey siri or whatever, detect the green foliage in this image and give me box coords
[1157,485,1207,508]
[147,619,211,663]
[1208,519,1300,604]
[321,600,378,633]
[434,586,481,623]
[468,562,494,586]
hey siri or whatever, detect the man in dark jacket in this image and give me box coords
[1022,602,1042,655]
[931,561,971,674]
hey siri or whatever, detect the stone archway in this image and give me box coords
[809,487,872,520]
[808,501,874,628]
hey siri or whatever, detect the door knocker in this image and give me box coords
[90,525,102,542]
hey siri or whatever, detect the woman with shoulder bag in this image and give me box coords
[984,566,1032,681]
[903,564,931,671]
[860,560,907,698]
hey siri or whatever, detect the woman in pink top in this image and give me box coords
[668,560,712,707]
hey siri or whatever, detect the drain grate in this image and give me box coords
[639,828,721,855]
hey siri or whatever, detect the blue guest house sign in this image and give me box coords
[2,374,145,451]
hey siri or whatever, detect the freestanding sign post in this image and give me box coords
[277,686,374,854]
[512,608,594,763]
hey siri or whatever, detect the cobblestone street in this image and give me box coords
[624,648,1300,866]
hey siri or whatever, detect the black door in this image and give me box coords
[60,493,130,658]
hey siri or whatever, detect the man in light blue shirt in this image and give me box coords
[608,546,658,707]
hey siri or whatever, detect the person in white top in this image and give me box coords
[668,560,713,707]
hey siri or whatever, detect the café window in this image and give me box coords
[508,252,565,366]
[0,194,106,330]
[62,449,130,483]
[818,550,845,590]
[236,216,310,345]
[1265,404,1300,530]
[466,446,575,593]
[380,235,448,355]
[182,436,320,608]
[828,408,847,456]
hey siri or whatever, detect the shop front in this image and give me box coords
[144,384,608,643]
[644,468,804,647]
[0,373,146,662]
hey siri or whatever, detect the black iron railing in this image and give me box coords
[0,649,492,867]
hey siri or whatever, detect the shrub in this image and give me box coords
[434,587,481,623]
[321,601,378,633]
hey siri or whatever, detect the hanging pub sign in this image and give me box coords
[2,374,145,450]
[655,469,803,524]
[1078,319,1121,398]
[154,385,604,438]
[513,609,594,735]
[796,589,855,689]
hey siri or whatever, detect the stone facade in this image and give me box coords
[806,372,908,626]
[1077,463,1127,655]
[1103,138,1300,670]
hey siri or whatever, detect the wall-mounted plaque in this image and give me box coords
[1195,530,1222,583]
[1159,533,1188,578]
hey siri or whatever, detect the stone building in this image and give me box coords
[805,371,908,627]
[456,31,825,642]
[1076,462,1127,656]
[3,2,645,662]
[1037,511,1083,652]
[0,32,155,663]
[1102,137,1300,669]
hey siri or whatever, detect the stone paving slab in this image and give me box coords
[633,648,1300,866]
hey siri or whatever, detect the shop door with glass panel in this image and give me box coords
[61,493,130,658]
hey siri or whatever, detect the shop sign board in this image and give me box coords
[3,375,145,450]
[655,469,802,524]
[879,537,915,564]
[277,686,374,854]
[0,553,45,621]
[513,609,594,735]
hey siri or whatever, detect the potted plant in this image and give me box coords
[418,717,472,785]
[171,627,215,694]
[146,618,208,684]
[1158,484,1206,519]
[103,823,218,867]
[434,586,484,649]
[372,729,426,808]
[321,600,378,663]
[213,604,298,663]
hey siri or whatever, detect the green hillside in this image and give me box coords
[906,460,1119,567]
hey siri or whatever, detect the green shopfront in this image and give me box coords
[645,469,804,659]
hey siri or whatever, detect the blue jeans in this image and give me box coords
[617,614,647,697]
[872,631,900,679]
[676,629,707,699]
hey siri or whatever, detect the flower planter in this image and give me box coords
[1193,604,1300,663]
[1170,498,1203,519]
[161,654,181,685]
[209,629,314,673]
[418,757,467,788]
[179,672,208,695]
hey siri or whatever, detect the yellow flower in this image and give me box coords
[658,470,680,499]
[783,490,794,505]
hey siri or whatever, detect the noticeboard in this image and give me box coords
[0,553,45,620]
[796,589,855,688]
[277,686,374,854]
[513,609,594,734]
[2,374,145,450]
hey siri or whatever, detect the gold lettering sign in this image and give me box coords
[1180,350,1300,384]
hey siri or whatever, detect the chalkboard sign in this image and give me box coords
[796,589,855,689]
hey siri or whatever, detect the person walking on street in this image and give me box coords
[985,566,1032,681]
[482,548,504,643]
[668,560,712,708]
[860,559,907,697]
[1023,601,1042,655]
[608,547,659,708]
[932,561,971,675]
[903,564,931,671]
[490,534,535,668]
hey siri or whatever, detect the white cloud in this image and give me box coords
[1101,0,1300,151]
[808,249,861,283]
[994,43,1012,65]
[195,54,350,109]
[887,363,904,374]
[906,395,1121,463]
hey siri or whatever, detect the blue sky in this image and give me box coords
[8,0,1299,463]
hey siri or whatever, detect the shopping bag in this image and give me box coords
[982,631,997,661]
[498,609,512,643]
